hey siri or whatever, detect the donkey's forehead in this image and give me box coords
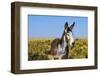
[65,27,72,32]
[65,28,73,35]
[68,27,72,32]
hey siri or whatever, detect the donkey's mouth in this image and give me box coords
[71,42,75,49]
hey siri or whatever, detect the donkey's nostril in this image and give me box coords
[72,42,75,46]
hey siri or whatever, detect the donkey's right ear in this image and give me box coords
[65,22,68,29]
[70,22,75,30]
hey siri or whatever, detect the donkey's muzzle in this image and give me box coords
[71,42,75,49]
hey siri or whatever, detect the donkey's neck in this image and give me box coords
[60,31,67,48]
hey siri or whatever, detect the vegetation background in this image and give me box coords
[28,38,88,60]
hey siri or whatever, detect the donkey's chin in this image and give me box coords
[70,46,74,49]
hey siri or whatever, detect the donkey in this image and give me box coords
[49,22,75,59]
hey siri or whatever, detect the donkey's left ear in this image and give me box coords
[70,22,75,30]
[65,22,68,29]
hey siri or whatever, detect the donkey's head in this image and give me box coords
[64,22,75,47]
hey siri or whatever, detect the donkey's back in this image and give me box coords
[49,38,61,55]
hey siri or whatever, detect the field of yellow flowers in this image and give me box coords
[28,38,88,60]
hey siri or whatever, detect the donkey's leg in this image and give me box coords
[65,46,69,59]
[58,57,62,59]
[48,55,55,60]
[62,46,69,59]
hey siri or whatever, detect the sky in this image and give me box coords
[28,15,88,38]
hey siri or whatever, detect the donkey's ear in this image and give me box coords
[70,22,75,30]
[65,22,68,29]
